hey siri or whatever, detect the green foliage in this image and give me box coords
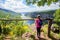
[12,21,25,36]
[42,24,48,34]
[53,9,60,25]
[0,20,30,37]
[26,0,36,5]
[0,10,30,37]
[37,1,45,6]
[3,27,11,35]
[51,24,60,33]
[0,35,4,40]
[26,0,58,6]
[50,31,60,39]
[52,24,59,28]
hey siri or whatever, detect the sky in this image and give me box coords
[0,0,60,12]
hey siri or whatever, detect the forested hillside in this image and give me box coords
[0,8,21,18]
[25,10,56,18]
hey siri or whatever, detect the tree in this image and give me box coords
[26,0,58,6]
[53,9,60,25]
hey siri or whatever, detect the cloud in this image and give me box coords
[13,3,60,12]
[0,0,60,12]
[0,0,29,11]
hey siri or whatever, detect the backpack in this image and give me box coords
[39,20,43,26]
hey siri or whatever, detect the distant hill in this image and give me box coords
[0,8,21,18]
[25,10,56,18]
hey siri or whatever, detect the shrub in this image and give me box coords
[3,27,11,35]
[42,24,48,34]
[51,24,60,33]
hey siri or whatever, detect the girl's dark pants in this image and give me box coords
[36,27,41,38]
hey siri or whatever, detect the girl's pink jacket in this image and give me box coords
[35,18,41,28]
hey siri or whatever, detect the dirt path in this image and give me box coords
[35,32,51,40]
[21,31,52,40]
[21,24,52,40]
[28,24,51,40]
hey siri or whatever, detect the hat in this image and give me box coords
[37,15,41,17]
